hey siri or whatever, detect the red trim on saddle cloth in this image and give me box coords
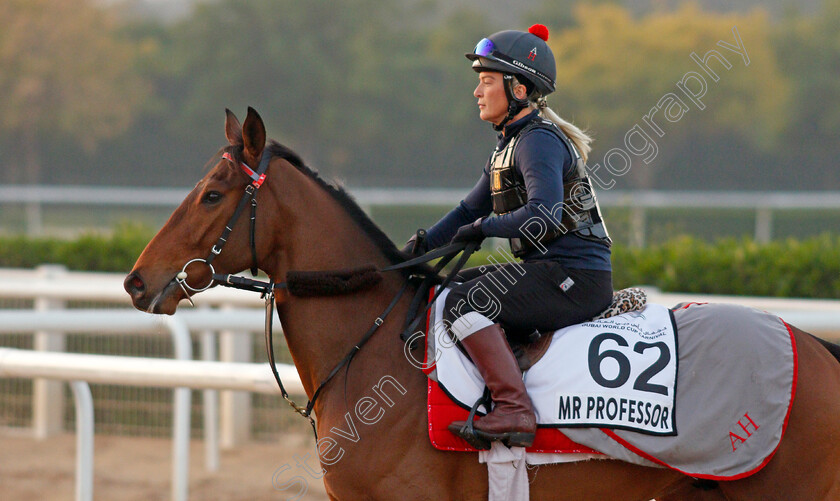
[427,378,601,453]
[599,316,799,481]
[422,288,601,454]
[676,302,709,309]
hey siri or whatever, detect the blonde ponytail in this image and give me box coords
[531,99,592,164]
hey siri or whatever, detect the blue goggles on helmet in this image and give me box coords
[473,38,496,57]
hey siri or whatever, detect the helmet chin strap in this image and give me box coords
[493,74,530,132]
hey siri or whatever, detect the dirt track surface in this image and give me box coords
[0,431,329,500]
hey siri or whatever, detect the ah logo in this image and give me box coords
[729,412,759,452]
[528,47,537,61]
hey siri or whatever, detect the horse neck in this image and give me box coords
[266,167,416,402]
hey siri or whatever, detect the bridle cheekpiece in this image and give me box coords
[174,148,272,302]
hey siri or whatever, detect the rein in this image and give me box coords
[208,240,479,440]
[210,269,408,439]
[175,148,481,440]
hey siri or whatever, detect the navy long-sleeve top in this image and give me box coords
[424,110,611,271]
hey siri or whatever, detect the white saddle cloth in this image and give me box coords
[428,288,679,435]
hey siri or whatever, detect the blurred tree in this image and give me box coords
[548,4,790,189]
[774,0,840,189]
[156,0,405,176]
[528,0,619,30]
[8,0,815,193]
[0,0,152,183]
[369,7,494,186]
[149,0,495,187]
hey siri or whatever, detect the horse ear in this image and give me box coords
[225,108,243,146]
[242,107,266,166]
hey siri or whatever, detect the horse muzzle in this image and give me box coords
[124,270,184,314]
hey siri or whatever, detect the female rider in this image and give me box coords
[405,24,613,449]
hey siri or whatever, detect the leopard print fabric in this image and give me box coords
[591,287,648,320]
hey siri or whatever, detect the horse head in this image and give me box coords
[125,107,283,314]
[125,106,403,316]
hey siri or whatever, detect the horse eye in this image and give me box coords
[202,191,223,205]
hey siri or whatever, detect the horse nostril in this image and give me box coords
[124,273,146,296]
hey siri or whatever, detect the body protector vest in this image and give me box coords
[489,118,611,257]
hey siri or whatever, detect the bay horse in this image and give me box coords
[125,107,840,500]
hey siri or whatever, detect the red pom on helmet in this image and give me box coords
[528,24,549,42]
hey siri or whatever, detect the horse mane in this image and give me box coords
[223,141,410,267]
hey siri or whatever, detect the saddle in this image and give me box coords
[510,287,648,371]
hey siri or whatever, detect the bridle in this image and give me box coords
[174,147,479,440]
[174,148,271,302]
[174,147,329,434]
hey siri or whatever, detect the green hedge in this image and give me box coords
[466,234,840,299]
[2,227,839,298]
[611,235,840,299]
[0,223,153,272]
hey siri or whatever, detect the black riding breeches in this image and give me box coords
[441,260,613,341]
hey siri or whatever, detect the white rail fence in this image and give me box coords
[0,266,305,501]
[0,348,302,501]
[3,185,840,244]
[0,265,270,437]
[0,266,291,474]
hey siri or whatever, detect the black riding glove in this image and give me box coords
[451,218,486,245]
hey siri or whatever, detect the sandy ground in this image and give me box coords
[0,430,329,501]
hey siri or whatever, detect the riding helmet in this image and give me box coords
[466,24,557,97]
